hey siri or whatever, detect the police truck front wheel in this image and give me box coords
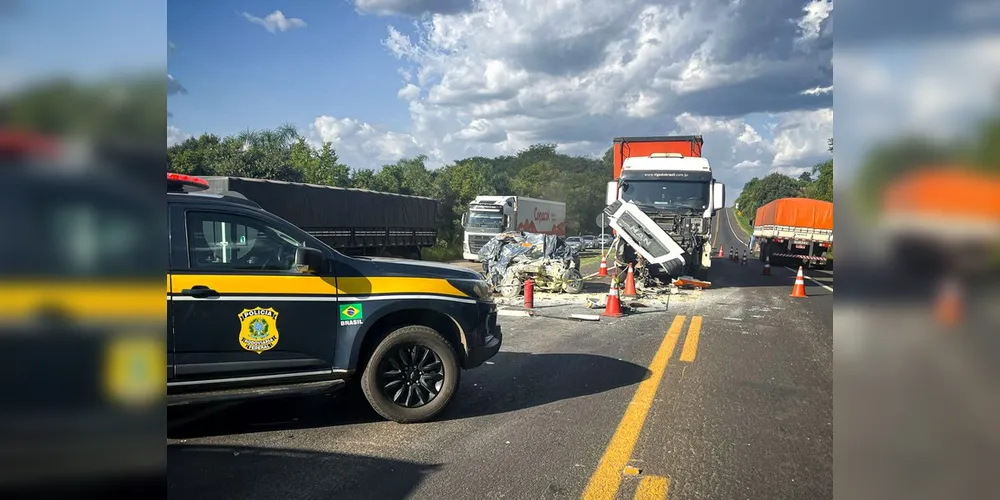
[361,325,460,423]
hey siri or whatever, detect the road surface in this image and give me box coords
[168,208,832,499]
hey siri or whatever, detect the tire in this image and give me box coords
[360,325,460,423]
[499,273,522,297]
[562,269,584,294]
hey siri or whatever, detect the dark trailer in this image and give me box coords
[201,176,438,260]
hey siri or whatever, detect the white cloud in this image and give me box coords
[397,83,420,101]
[802,85,832,95]
[309,116,431,167]
[795,0,833,47]
[167,125,191,147]
[771,108,833,167]
[241,10,307,34]
[734,160,762,170]
[167,74,187,96]
[301,0,832,194]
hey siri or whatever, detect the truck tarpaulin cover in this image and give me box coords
[881,169,1000,220]
[201,176,438,229]
[477,231,580,287]
[753,198,833,230]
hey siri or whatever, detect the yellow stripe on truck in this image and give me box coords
[167,274,469,298]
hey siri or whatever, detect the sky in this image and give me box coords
[165,0,835,202]
[0,0,165,90]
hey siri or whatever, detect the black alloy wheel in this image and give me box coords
[377,343,445,408]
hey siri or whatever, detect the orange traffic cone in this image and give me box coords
[935,276,963,328]
[598,255,608,277]
[762,256,771,275]
[717,246,724,258]
[622,263,637,297]
[602,281,623,318]
[790,266,807,297]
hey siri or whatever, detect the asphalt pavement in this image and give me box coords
[168,208,833,500]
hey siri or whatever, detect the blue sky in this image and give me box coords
[168,0,415,137]
[0,0,164,83]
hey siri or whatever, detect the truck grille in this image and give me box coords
[469,234,494,254]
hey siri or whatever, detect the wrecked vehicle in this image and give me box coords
[478,231,583,297]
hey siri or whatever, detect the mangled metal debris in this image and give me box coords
[478,231,583,296]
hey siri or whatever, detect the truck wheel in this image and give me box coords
[360,325,460,423]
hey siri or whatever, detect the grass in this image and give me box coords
[580,252,604,269]
[421,241,463,262]
[733,210,753,236]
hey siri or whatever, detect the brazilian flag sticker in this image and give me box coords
[339,303,364,326]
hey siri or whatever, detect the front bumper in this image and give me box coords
[464,308,502,369]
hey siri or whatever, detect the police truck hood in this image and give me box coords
[354,256,483,280]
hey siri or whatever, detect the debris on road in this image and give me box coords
[672,276,712,290]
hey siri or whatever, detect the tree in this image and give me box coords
[314,142,350,187]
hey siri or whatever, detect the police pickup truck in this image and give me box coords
[167,173,502,423]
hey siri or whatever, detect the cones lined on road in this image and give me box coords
[622,263,637,297]
[597,255,609,277]
[790,266,807,297]
[741,250,747,265]
[730,246,736,262]
[762,256,771,275]
[602,281,623,317]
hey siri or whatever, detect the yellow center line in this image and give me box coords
[679,316,703,363]
[581,315,686,500]
[633,475,671,500]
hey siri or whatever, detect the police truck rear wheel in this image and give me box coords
[361,325,460,423]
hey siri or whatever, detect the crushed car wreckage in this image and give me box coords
[478,231,584,297]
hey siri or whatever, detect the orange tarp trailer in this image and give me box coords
[882,168,1000,221]
[753,198,834,230]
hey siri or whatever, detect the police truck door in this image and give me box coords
[168,203,341,388]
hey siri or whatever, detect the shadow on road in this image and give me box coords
[168,444,439,500]
[168,352,649,439]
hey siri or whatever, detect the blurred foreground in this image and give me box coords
[0,71,165,495]
[835,12,1000,498]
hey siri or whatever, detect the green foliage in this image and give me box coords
[166,126,614,249]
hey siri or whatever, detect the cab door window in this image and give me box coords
[186,211,302,271]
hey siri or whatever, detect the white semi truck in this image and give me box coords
[605,136,726,280]
[461,195,567,261]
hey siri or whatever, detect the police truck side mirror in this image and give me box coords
[294,247,326,274]
[461,212,468,226]
[712,182,725,210]
[605,181,618,205]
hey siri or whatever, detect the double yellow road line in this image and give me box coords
[581,315,703,500]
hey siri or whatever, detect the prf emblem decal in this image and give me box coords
[339,303,363,327]
[238,307,280,354]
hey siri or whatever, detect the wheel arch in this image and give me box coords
[352,307,467,373]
